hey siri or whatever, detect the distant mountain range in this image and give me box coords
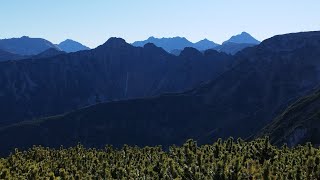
[0,36,90,57]
[0,38,233,127]
[133,32,260,55]
[132,36,218,52]
[0,33,257,58]
[57,39,90,53]
[0,47,66,62]
[132,36,219,52]
[0,36,60,55]
[0,31,319,154]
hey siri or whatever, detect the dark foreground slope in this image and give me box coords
[0,95,213,153]
[1,31,320,154]
[0,39,233,125]
[257,89,320,147]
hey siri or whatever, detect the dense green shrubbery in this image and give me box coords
[1,137,320,179]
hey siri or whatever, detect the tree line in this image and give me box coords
[1,137,320,179]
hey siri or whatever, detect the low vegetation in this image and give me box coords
[1,138,320,179]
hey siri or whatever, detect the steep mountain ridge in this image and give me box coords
[0,38,233,125]
[0,31,319,153]
[133,33,259,55]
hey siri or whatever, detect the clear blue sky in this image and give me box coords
[0,0,319,48]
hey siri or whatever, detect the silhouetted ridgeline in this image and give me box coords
[133,32,260,55]
[57,39,90,53]
[0,36,60,55]
[0,38,233,125]
[1,31,320,154]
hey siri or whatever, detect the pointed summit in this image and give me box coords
[193,39,219,50]
[223,32,260,45]
[101,37,130,48]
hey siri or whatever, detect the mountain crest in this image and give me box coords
[58,39,90,53]
[179,47,202,57]
[101,37,130,48]
[0,36,60,55]
[223,32,260,45]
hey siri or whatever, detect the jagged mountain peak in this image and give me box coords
[223,32,260,45]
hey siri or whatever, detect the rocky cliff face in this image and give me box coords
[0,38,233,125]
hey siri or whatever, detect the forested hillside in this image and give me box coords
[1,138,319,179]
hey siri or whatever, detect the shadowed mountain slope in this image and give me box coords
[0,49,25,61]
[256,88,320,147]
[0,38,233,125]
[0,31,320,154]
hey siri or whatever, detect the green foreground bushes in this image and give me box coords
[1,137,320,179]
